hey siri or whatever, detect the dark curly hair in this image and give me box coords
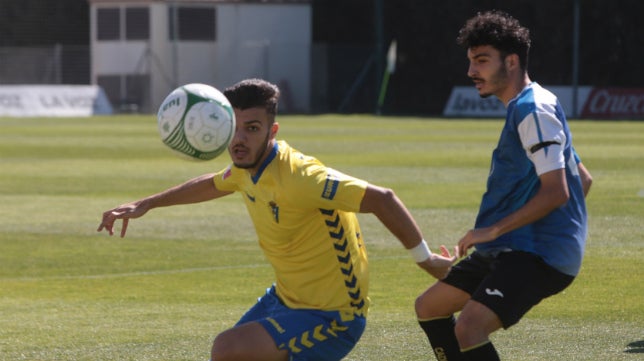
[224,78,280,120]
[457,10,531,71]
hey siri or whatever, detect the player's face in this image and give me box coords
[466,45,509,99]
[228,106,278,172]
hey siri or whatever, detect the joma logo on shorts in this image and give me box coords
[434,347,447,361]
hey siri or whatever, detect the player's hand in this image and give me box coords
[97,202,148,237]
[457,227,497,257]
[417,245,458,279]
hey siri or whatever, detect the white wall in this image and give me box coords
[90,1,311,113]
[216,4,311,112]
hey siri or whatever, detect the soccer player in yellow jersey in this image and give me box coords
[98,78,456,361]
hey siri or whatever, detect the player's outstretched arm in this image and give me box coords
[359,185,456,278]
[97,173,231,237]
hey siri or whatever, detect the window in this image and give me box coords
[96,7,149,41]
[126,7,149,40]
[97,8,120,40]
[169,6,216,41]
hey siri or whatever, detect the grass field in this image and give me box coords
[0,114,642,360]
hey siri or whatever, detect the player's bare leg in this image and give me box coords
[415,281,469,319]
[211,321,288,361]
[454,300,502,360]
[415,281,470,360]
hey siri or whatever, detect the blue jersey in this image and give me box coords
[475,83,587,276]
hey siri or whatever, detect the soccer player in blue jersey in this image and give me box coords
[98,78,457,361]
[414,11,592,361]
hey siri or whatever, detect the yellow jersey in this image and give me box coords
[213,140,370,319]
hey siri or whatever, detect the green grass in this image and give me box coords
[0,115,642,360]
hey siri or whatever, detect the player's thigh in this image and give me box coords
[415,281,470,319]
[415,253,491,319]
[471,251,574,328]
[212,321,288,361]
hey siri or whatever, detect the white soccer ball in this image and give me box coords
[157,83,235,160]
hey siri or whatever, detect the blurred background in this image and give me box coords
[0,0,641,116]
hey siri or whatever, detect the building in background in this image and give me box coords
[1,0,641,117]
[88,0,311,113]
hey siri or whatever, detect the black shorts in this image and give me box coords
[442,251,575,328]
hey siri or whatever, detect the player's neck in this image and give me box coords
[498,73,531,107]
[247,139,277,177]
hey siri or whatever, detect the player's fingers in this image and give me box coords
[438,245,455,261]
[439,244,449,256]
[457,242,468,259]
[97,218,114,235]
[98,210,119,233]
[440,244,452,258]
[444,245,457,262]
[120,218,129,238]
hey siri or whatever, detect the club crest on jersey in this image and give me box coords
[269,201,279,223]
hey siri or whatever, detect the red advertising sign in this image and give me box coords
[581,88,644,119]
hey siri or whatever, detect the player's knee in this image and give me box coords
[453,317,468,343]
[453,311,490,348]
[454,317,484,349]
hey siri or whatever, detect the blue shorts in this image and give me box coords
[236,285,366,361]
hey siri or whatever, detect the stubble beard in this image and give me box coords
[232,130,272,170]
[478,63,509,99]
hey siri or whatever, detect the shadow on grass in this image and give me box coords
[625,340,644,353]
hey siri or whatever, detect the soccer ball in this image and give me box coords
[157,83,235,160]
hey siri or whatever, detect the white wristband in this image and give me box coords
[409,239,432,263]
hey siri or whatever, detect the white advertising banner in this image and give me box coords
[442,86,506,117]
[443,85,593,118]
[0,85,113,117]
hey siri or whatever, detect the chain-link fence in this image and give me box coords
[0,45,89,85]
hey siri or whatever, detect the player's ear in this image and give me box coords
[270,122,279,137]
[505,54,519,71]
